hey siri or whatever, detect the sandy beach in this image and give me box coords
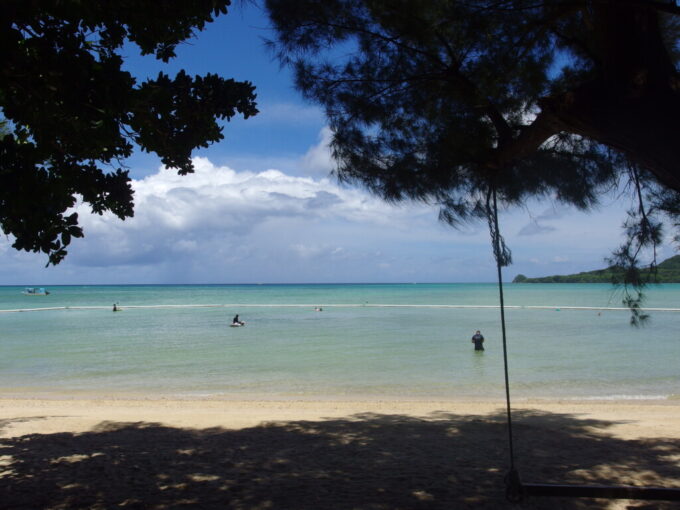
[0,397,678,509]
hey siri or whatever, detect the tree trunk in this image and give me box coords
[488,4,680,191]
[540,81,680,192]
[541,2,680,192]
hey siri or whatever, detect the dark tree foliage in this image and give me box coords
[266,0,680,321]
[1,0,258,264]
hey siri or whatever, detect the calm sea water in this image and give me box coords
[1,283,678,401]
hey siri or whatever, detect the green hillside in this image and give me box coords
[513,255,680,283]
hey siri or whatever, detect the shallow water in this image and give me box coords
[1,283,678,400]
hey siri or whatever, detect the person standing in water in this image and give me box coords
[471,330,485,351]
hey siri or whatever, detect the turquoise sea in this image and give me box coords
[0,283,678,401]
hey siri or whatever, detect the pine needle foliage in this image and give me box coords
[266,0,680,320]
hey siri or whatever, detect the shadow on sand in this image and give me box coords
[0,409,678,509]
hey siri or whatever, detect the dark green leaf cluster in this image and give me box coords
[1,0,258,264]
[131,71,259,175]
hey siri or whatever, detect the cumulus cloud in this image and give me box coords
[67,157,431,275]
[1,140,660,284]
[300,126,335,176]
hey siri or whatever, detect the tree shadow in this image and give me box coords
[0,409,678,509]
[0,416,61,434]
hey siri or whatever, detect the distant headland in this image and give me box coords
[513,255,680,283]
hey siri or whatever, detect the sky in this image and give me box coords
[0,3,675,285]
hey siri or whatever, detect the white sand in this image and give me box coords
[0,397,678,509]
[1,397,678,438]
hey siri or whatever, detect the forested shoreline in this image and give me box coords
[513,255,680,283]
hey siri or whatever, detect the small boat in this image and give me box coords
[22,287,50,296]
[230,322,246,327]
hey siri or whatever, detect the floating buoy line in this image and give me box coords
[1,303,679,313]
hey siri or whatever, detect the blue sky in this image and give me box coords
[0,3,675,285]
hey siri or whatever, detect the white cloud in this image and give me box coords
[249,102,325,126]
[300,126,335,176]
[55,157,437,278]
[290,243,339,259]
[1,142,674,284]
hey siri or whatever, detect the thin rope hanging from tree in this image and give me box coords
[486,184,523,503]
[486,184,679,503]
